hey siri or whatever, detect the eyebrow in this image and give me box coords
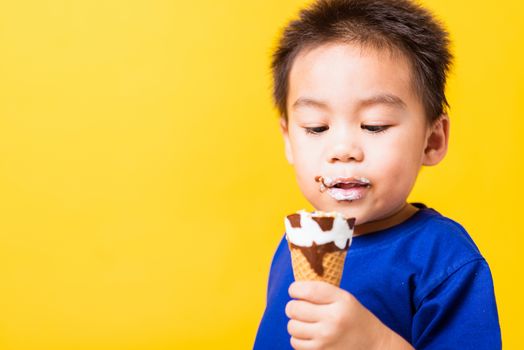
[292,94,407,111]
[359,94,407,109]
[292,97,330,111]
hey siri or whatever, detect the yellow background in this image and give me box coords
[0,0,522,348]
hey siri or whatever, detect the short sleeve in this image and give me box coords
[411,258,501,349]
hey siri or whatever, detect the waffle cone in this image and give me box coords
[289,244,347,286]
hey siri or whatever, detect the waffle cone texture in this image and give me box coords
[289,243,347,286]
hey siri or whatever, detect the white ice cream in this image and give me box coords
[285,210,354,249]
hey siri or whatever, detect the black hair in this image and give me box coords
[271,0,453,123]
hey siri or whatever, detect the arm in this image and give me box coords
[411,259,501,349]
[286,281,413,350]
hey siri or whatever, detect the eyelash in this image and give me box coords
[362,125,390,133]
[304,125,391,135]
[304,126,329,134]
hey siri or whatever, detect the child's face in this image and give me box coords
[281,42,447,226]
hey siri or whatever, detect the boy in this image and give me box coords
[254,0,501,349]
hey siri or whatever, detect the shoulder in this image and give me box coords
[405,207,488,304]
[407,210,501,348]
[410,208,483,262]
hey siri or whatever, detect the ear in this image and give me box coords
[279,117,294,165]
[422,114,450,166]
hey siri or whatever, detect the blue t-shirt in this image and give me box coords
[254,205,501,349]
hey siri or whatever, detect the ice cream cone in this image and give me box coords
[285,210,355,287]
[289,244,347,286]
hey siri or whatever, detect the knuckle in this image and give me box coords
[332,313,345,330]
[330,306,347,327]
[342,292,358,314]
[340,289,351,303]
[318,326,334,341]
[344,291,356,305]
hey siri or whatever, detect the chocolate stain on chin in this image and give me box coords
[290,240,350,276]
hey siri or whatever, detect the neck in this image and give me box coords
[354,203,419,236]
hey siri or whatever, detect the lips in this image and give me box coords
[316,176,371,201]
[328,186,369,201]
[328,177,370,187]
[333,178,370,188]
[335,183,365,189]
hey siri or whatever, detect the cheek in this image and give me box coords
[368,137,423,186]
[289,136,322,174]
[293,158,317,189]
[373,128,426,164]
[292,165,320,206]
[290,149,321,197]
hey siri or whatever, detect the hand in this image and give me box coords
[285,281,414,350]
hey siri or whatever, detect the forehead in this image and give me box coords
[287,42,422,115]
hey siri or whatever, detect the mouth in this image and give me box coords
[315,176,371,201]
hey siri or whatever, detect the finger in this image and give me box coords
[287,319,317,340]
[290,337,316,350]
[289,280,344,304]
[285,299,323,322]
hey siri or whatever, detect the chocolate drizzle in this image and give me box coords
[287,214,301,228]
[290,240,350,276]
[312,216,334,231]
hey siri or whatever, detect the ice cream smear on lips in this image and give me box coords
[285,210,356,285]
[315,175,371,201]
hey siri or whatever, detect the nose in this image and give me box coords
[327,132,364,163]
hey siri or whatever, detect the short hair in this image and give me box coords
[271,0,453,123]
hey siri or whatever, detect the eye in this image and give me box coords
[304,126,329,135]
[361,124,390,133]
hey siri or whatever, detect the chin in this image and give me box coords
[341,207,365,222]
[313,199,363,218]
